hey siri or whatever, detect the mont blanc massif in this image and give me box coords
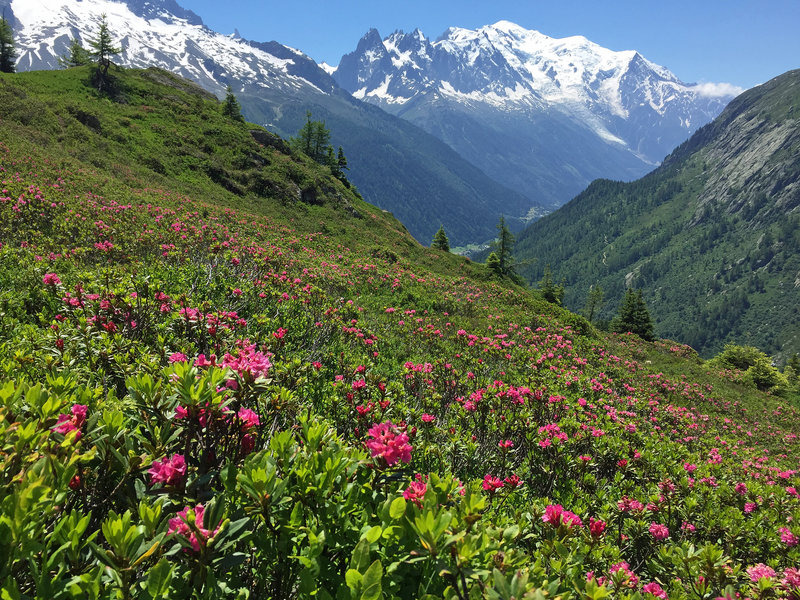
[1,0,799,598]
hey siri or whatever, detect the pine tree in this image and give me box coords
[58,38,90,68]
[538,265,565,305]
[611,288,655,341]
[492,216,516,277]
[0,14,17,74]
[486,252,501,275]
[88,14,121,91]
[221,85,244,121]
[337,147,348,174]
[583,285,604,322]
[312,120,331,162]
[431,225,450,252]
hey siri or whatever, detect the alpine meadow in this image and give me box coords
[1,1,800,599]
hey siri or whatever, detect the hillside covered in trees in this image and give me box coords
[513,70,800,361]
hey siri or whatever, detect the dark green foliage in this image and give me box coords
[0,15,16,73]
[612,288,654,341]
[291,111,331,163]
[583,285,604,323]
[431,225,450,252]
[538,265,565,305]
[485,252,501,275]
[58,38,91,68]
[290,112,350,185]
[221,85,244,121]
[87,14,121,92]
[254,100,534,247]
[336,146,348,174]
[492,217,516,276]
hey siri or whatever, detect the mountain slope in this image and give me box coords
[333,22,738,208]
[3,0,537,246]
[513,69,800,360]
[1,66,800,598]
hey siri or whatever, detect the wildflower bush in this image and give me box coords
[1,68,800,598]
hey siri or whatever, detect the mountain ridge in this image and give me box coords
[332,21,740,208]
[513,69,800,360]
[4,0,539,246]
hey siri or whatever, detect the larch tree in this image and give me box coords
[59,38,91,68]
[88,14,121,92]
[222,85,244,121]
[431,225,450,252]
[0,14,17,73]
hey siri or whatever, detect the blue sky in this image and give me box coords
[178,0,799,89]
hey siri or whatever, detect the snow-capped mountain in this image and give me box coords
[3,0,542,247]
[6,0,334,96]
[334,21,742,207]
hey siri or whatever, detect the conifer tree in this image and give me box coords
[583,284,604,322]
[337,147,348,174]
[221,85,244,121]
[431,225,450,252]
[493,216,515,276]
[612,288,655,341]
[88,14,121,91]
[59,38,91,68]
[486,252,501,275]
[0,14,17,73]
[538,265,565,305]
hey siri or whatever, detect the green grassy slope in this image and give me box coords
[1,67,800,599]
[513,70,800,360]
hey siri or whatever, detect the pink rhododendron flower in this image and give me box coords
[642,582,667,598]
[149,454,187,486]
[42,273,61,285]
[504,474,522,488]
[168,352,187,363]
[609,561,639,589]
[782,567,800,596]
[542,504,582,529]
[365,421,412,466]
[482,474,504,492]
[403,478,427,508]
[237,408,260,430]
[735,482,748,495]
[779,527,799,547]
[168,504,221,553]
[421,413,435,423]
[52,404,88,439]
[649,522,669,540]
[589,517,606,538]
[747,564,776,582]
[744,502,756,514]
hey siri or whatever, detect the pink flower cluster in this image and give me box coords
[168,504,221,553]
[52,404,88,439]
[42,272,61,286]
[365,421,412,466]
[220,342,272,382]
[617,496,645,513]
[608,561,640,589]
[779,527,799,547]
[649,522,669,540]
[747,563,776,582]
[403,475,427,508]
[149,454,187,486]
[642,582,667,598]
[542,504,583,529]
[482,474,504,493]
[589,517,606,538]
